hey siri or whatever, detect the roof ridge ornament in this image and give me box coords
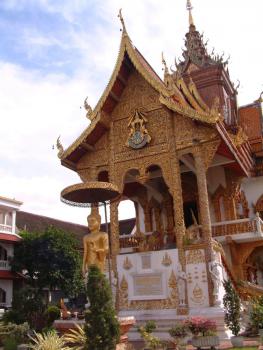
[84,96,93,120]
[118,8,127,35]
[56,136,64,159]
[161,52,169,76]
[186,0,195,27]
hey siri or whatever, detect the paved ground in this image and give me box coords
[131,338,260,349]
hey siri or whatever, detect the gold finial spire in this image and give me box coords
[186,0,194,26]
[118,8,127,35]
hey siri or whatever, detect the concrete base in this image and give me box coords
[119,306,230,342]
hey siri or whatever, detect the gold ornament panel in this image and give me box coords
[111,70,170,155]
[173,114,218,150]
[77,132,109,169]
[186,249,205,264]
[112,70,160,121]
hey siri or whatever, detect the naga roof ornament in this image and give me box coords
[56,136,64,159]
[84,96,93,120]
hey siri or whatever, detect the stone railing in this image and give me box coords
[119,217,263,249]
[119,232,155,249]
[212,218,255,237]
[0,224,12,234]
[211,216,263,237]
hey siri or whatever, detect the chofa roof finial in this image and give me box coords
[161,52,169,75]
[186,0,195,27]
[118,9,127,35]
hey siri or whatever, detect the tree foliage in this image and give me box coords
[85,265,120,350]
[2,286,46,329]
[223,279,241,336]
[11,226,84,296]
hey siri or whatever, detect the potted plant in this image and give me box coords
[138,321,163,350]
[184,317,219,349]
[223,279,243,347]
[168,324,188,349]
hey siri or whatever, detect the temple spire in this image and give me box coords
[186,0,195,27]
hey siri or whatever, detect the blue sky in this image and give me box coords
[0,1,99,74]
[0,0,262,225]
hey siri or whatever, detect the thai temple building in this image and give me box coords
[0,196,22,308]
[58,2,263,339]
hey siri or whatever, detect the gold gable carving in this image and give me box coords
[186,249,205,264]
[62,28,221,161]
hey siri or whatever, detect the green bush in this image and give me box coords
[144,321,156,334]
[169,324,188,339]
[8,287,46,330]
[44,306,60,327]
[138,321,162,350]
[250,297,263,330]
[2,311,24,325]
[85,265,120,350]
[0,322,30,345]
[29,330,68,350]
[3,337,17,350]
[223,280,241,336]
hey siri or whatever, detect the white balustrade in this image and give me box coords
[0,260,10,270]
[0,224,12,234]
[211,217,261,237]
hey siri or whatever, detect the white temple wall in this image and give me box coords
[207,166,226,194]
[117,250,179,302]
[185,249,210,308]
[118,248,214,310]
[241,176,263,218]
[221,244,233,267]
[138,203,145,233]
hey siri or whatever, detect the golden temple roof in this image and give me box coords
[61,12,221,163]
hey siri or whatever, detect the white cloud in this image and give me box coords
[0,0,262,225]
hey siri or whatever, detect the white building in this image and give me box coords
[0,196,22,308]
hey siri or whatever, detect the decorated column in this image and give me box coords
[193,147,214,306]
[193,147,213,253]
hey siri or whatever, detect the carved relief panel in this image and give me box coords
[79,132,109,168]
[173,114,217,150]
[112,70,169,158]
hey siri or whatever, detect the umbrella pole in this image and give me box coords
[104,202,112,288]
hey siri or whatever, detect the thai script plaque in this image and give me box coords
[133,273,163,297]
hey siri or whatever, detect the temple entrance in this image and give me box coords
[119,165,175,251]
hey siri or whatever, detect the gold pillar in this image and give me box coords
[193,147,214,306]
[110,200,120,310]
[109,201,120,272]
[171,157,185,267]
[193,148,213,252]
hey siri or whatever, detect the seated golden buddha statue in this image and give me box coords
[82,206,109,276]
